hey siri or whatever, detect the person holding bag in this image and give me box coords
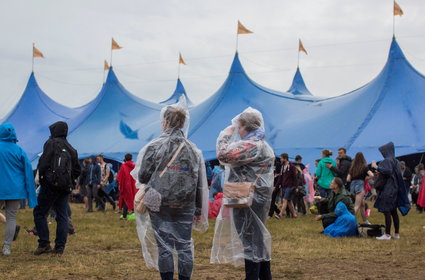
[211,107,275,280]
[131,98,208,280]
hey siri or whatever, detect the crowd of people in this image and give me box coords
[1,103,424,279]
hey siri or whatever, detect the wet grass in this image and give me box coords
[0,204,424,279]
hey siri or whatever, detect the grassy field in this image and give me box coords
[0,204,424,280]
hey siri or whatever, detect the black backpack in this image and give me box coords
[358,224,385,237]
[45,140,73,193]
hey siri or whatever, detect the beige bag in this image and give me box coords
[134,142,186,214]
[223,168,264,208]
[134,186,147,214]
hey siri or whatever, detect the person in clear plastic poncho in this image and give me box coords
[211,107,275,280]
[131,98,208,280]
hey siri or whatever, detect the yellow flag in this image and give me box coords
[33,46,44,58]
[104,60,110,70]
[299,39,308,55]
[112,38,122,50]
[237,21,253,34]
[179,53,186,65]
[394,1,403,16]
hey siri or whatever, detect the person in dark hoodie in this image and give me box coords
[374,142,410,240]
[326,148,352,188]
[33,121,81,255]
[86,156,102,213]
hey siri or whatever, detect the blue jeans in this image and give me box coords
[150,207,195,278]
[33,185,69,249]
[318,186,331,198]
[350,180,365,195]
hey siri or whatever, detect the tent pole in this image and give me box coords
[110,38,113,66]
[236,34,239,52]
[393,3,395,38]
[178,62,181,79]
[297,50,300,68]
[32,43,34,73]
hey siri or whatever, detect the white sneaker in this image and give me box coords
[2,244,11,256]
[376,234,391,240]
[364,220,371,225]
[392,234,400,239]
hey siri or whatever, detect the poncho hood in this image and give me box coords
[379,142,395,159]
[0,123,18,143]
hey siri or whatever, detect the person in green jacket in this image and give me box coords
[315,177,355,229]
[315,149,337,198]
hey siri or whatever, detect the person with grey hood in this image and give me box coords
[131,99,208,280]
[33,121,80,255]
[374,142,410,240]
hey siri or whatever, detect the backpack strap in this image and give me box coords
[159,142,185,178]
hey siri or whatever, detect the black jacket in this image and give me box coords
[38,121,81,187]
[330,156,352,184]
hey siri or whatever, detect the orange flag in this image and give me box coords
[298,39,308,55]
[237,21,253,34]
[104,60,110,70]
[112,38,122,50]
[33,46,44,58]
[394,1,403,16]
[179,53,186,65]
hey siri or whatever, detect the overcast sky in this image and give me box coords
[1,0,424,118]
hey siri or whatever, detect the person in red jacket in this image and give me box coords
[208,193,223,219]
[117,154,138,220]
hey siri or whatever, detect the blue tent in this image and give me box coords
[188,38,425,165]
[160,78,193,107]
[67,67,163,161]
[0,72,102,161]
[287,67,312,96]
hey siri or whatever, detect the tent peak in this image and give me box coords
[229,52,245,74]
[287,67,312,96]
[105,67,119,84]
[388,37,406,61]
[160,78,193,106]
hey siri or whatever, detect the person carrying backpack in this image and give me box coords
[33,121,81,255]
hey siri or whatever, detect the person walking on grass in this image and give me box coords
[96,155,116,211]
[116,153,137,220]
[0,123,37,256]
[34,121,81,255]
[346,152,374,224]
[374,142,410,240]
[277,153,298,218]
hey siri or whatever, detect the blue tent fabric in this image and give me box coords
[160,78,193,107]
[0,72,102,162]
[288,67,312,96]
[324,202,358,238]
[4,38,425,170]
[67,67,163,161]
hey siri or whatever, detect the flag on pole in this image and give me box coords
[104,60,110,70]
[237,21,253,34]
[394,1,403,16]
[33,45,44,58]
[179,53,186,65]
[298,39,308,55]
[112,38,122,50]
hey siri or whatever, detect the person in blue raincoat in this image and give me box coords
[324,202,358,238]
[0,123,37,255]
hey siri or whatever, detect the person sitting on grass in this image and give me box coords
[323,202,358,238]
[314,177,354,230]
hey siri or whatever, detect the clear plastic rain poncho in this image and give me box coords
[131,97,209,278]
[210,107,275,266]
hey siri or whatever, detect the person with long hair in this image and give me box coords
[347,152,374,224]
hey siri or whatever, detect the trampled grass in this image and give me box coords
[0,204,424,280]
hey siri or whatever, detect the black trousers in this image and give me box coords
[244,259,272,280]
[317,201,337,229]
[383,209,399,235]
[268,188,280,217]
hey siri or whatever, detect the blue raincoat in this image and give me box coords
[324,202,358,238]
[0,123,37,208]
